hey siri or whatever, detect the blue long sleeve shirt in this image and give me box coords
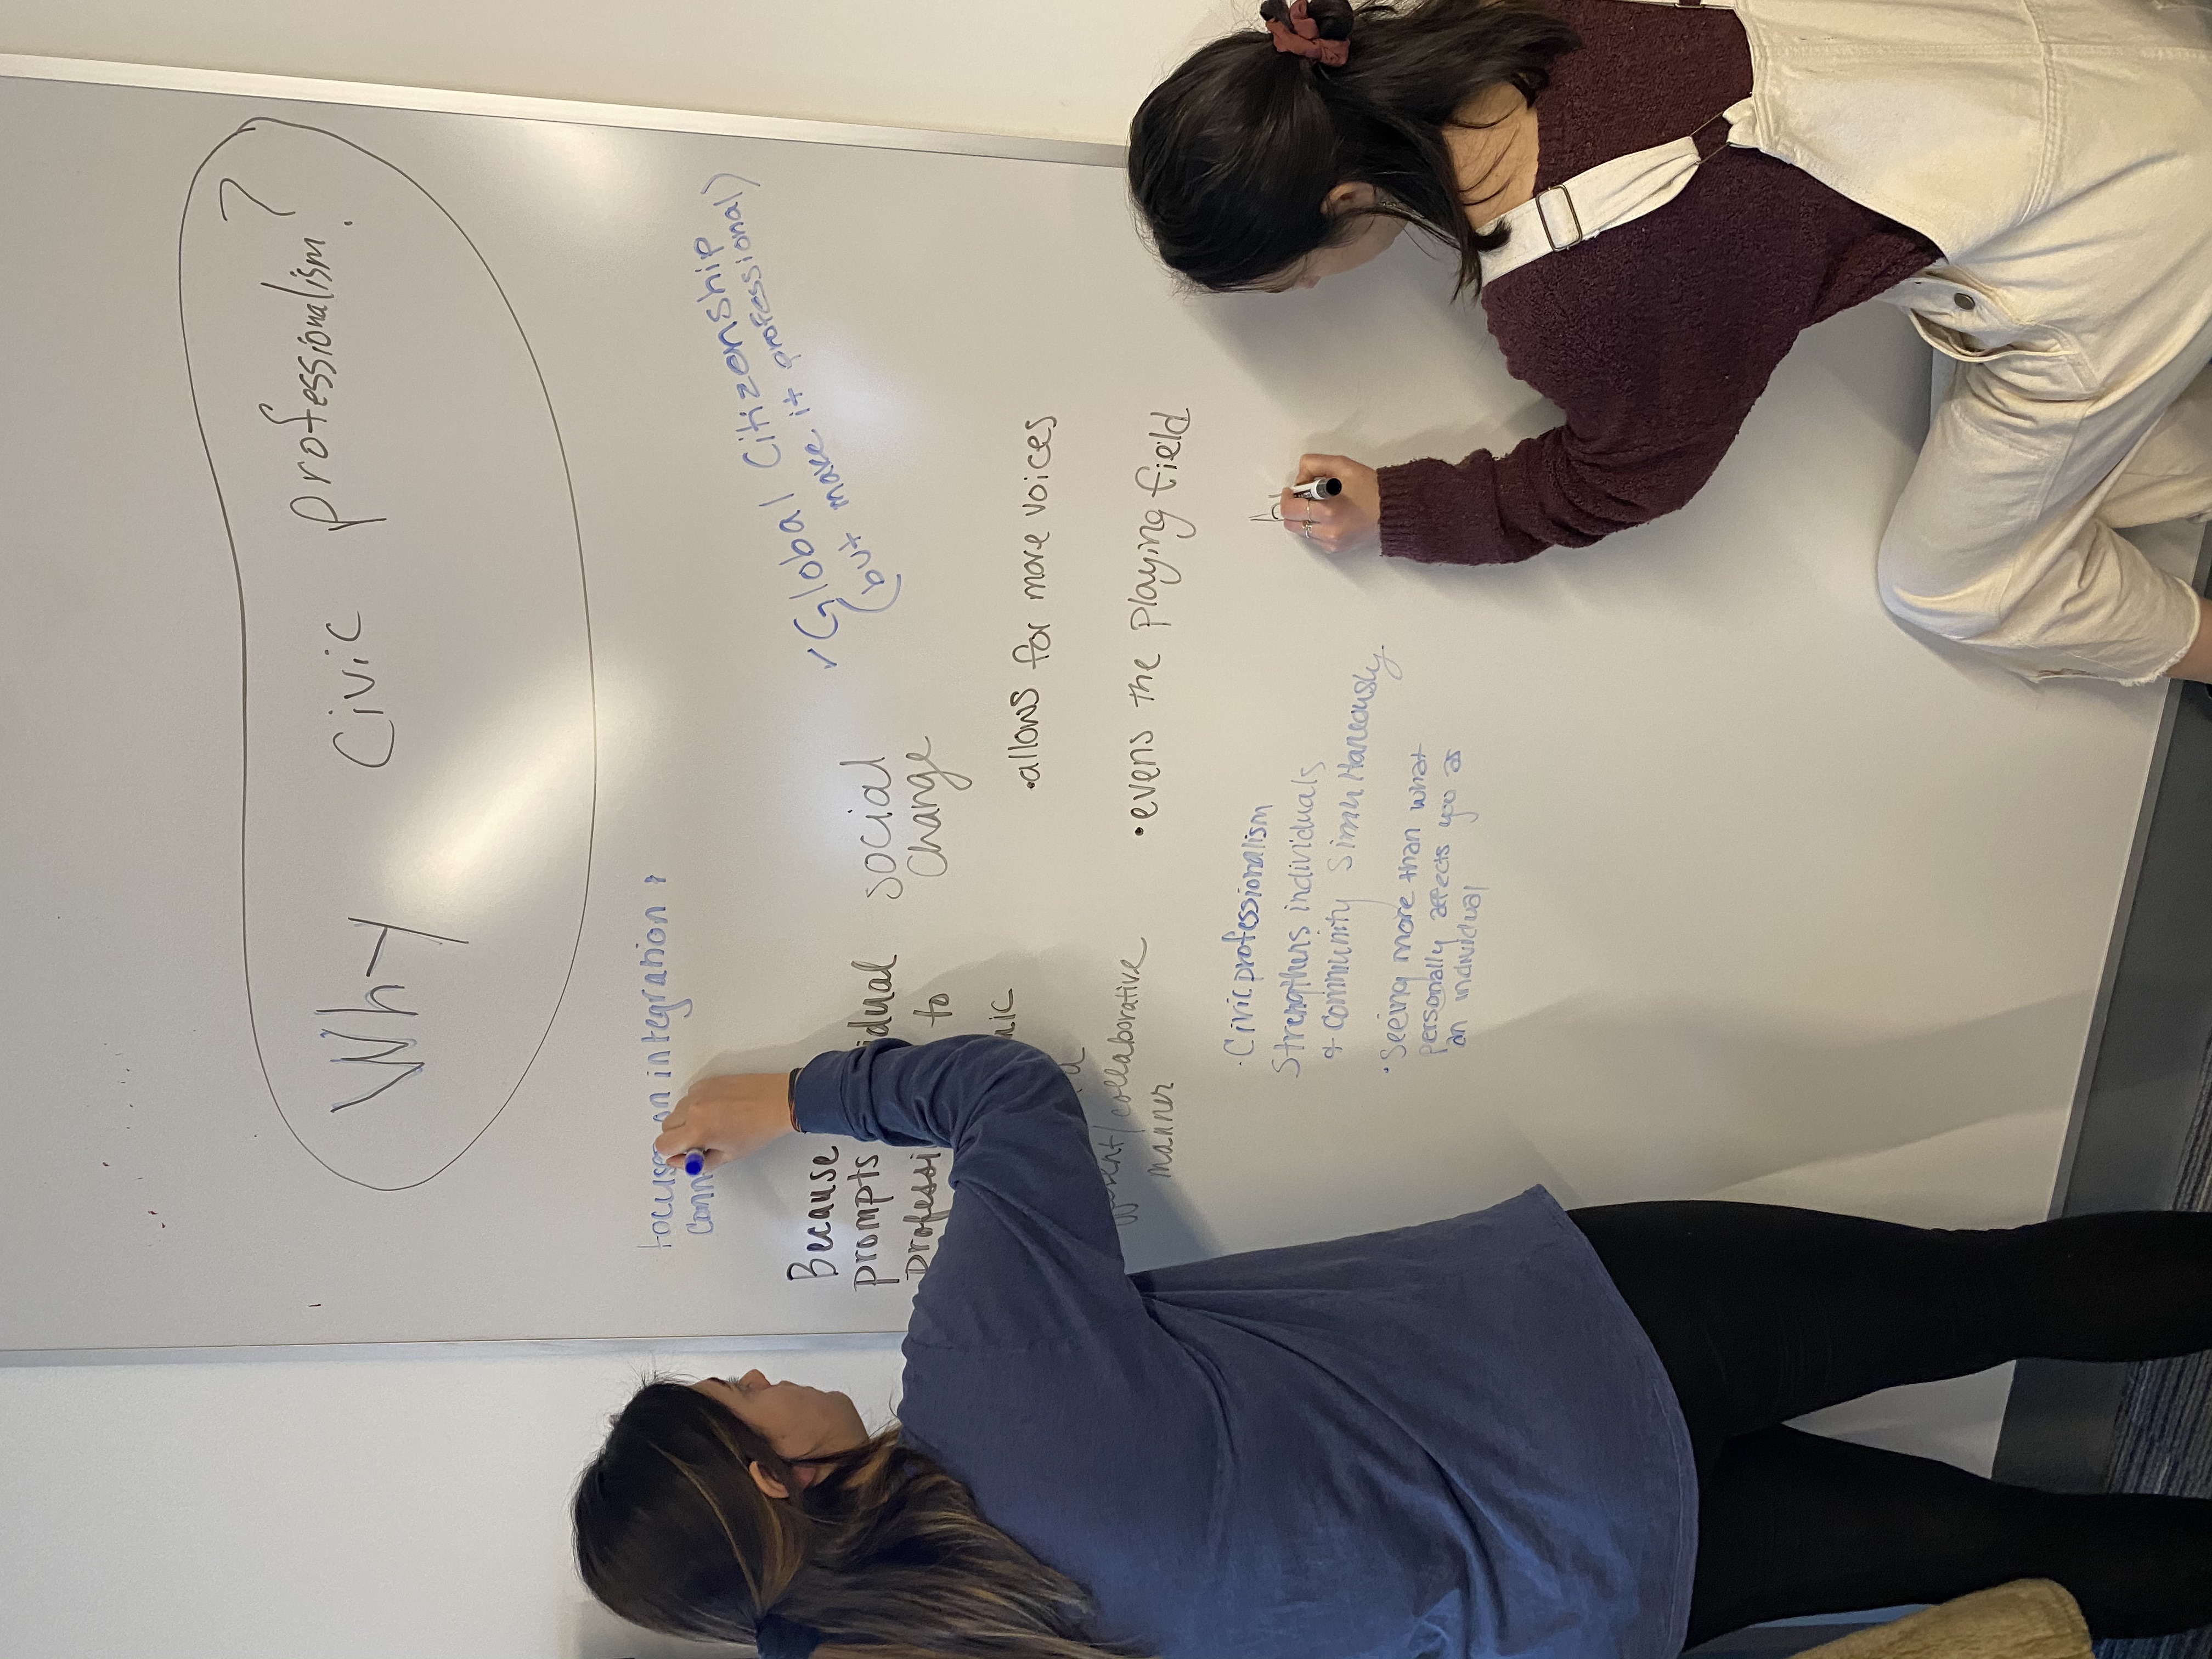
[792,1035,1696,1659]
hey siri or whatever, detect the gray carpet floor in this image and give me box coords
[2096,1035,2212,1659]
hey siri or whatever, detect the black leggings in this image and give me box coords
[1569,1203,2212,1648]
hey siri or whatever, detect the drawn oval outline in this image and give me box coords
[181,119,596,1190]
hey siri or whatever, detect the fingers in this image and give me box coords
[1280,454,1380,554]
[648,1071,797,1171]
[651,1119,695,1166]
[1276,488,1359,554]
[1295,452,1355,484]
[653,1086,707,1166]
[652,1115,730,1174]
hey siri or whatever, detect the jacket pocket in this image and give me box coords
[1892,271,2099,401]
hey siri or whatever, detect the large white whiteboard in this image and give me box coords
[1,60,2195,1355]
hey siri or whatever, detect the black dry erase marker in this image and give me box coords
[1291,477,1342,500]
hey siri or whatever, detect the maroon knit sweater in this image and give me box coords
[1375,0,1940,566]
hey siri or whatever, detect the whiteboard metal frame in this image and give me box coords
[0,52,1128,168]
[5,57,2204,1417]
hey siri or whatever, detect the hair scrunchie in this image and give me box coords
[1261,0,1353,66]
[756,1613,825,1659]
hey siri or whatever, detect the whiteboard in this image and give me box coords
[0,59,2194,1355]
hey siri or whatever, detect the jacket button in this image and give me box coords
[1953,291,1977,310]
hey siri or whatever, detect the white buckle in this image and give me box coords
[1536,188,1584,253]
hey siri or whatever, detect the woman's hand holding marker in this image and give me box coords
[654,1071,799,1174]
[1279,454,1380,552]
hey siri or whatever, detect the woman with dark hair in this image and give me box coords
[1127,0,2212,686]
[577,1034,2212,1659]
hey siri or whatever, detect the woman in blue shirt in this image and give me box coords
[574,1036,2212,1659]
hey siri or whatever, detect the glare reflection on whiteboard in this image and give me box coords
[392,694,596,916]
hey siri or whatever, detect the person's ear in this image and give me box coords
[748,1460,792,1501]
[1322,180,1379,217]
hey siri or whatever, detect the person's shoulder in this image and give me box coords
[1533,0,1754,184]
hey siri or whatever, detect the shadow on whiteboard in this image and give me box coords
[1189,232,1536,475]
[1476,991,2090,1218]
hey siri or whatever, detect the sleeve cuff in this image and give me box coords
[1377,457,1483,565]
[1378,453,1547,567]
[791,1048,861,1138]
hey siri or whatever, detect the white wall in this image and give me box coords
[0,9,1212,1657]
[0,1341,906,1659]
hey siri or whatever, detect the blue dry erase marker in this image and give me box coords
[684,1150,705,1176]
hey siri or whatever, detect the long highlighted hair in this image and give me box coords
[1129,0,1579,295]
[573,1381,1141,1659]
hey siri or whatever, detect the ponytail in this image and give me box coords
[574,1380,1144,1659]
[1128,0,1579,295]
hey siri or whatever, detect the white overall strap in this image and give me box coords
[1478,97,1754,286]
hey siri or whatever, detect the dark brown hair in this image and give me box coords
[573,1380,1142,1659]
[1128,0,1579,295]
